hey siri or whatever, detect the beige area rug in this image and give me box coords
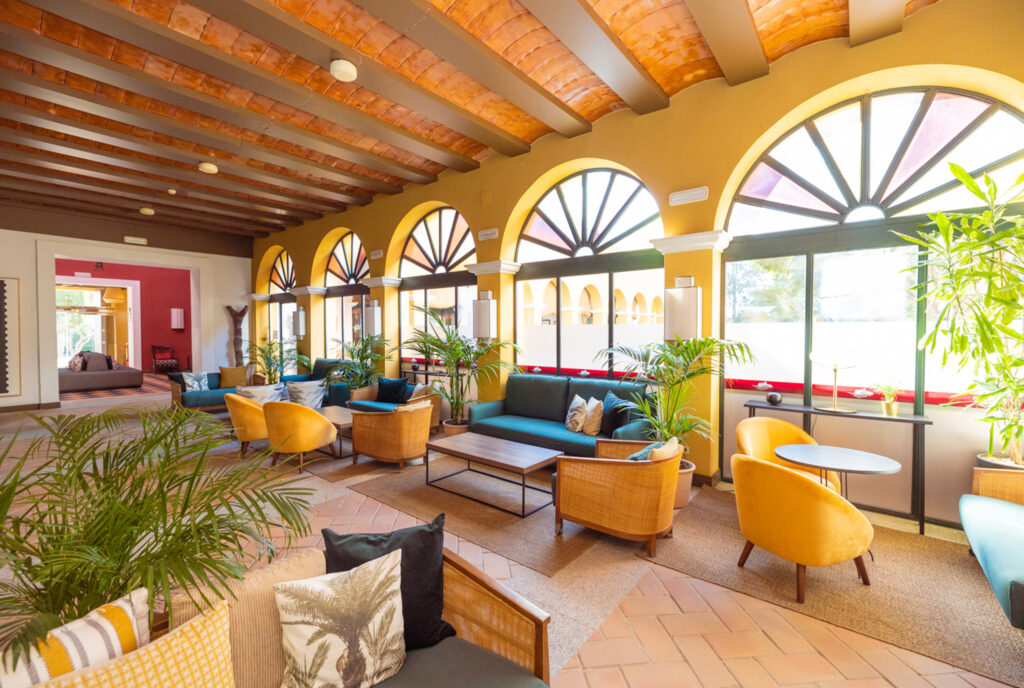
[348,455,601,576]
[653,487,1024,686]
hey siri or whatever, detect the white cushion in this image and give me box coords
[408,382,429,400]
[274,550,405,688]
[650,436,680,460]
[564,394,587,433]
[235,383,287,405]
[582,397,603,436]
[286,379,326,409]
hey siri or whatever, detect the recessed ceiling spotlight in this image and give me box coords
[167,188,177,195]
[139,207,156,216]
[329,58,358,82]
[198,161,219,174]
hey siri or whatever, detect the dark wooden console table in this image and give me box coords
[744,401,933,533]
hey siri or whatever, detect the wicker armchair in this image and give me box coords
[349,382,442,432]
[973,466,1024,505]
[350,402,433,469]
[555,439,682,556]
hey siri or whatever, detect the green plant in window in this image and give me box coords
[402,307,518,425]
[326,334,392,390]
[902,164,1024,464]
[871,382,900,403]
[598,337,753,442]
[247,337,310,384]
[0,407,313,669]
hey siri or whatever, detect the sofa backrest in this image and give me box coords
[568,377,647,406]
[504,374,569,421]
[167,372,221,391]
[310,358,346,380]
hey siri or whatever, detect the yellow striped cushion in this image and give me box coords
[0,588,149,688]
[42,602,234,688]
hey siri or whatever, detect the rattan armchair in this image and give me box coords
[973,466,1024,505]
[350,402,433,469]
[555,439,683,556]
[349,382,442,432]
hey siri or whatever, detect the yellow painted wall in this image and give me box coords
[249,0,1024,478]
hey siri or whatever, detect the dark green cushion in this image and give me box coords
[378,377,409,404]
[326,383,350,407]
[627,442,662,461]
[311,358,344,380]
[504,375,569,422]
[960,494,1024,628]
[375,637,548,688]
[349,400,400,413]
[471,415,601,457]
[567,378,645,407]
[178,388,231,408]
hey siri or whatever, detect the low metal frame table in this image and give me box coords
[424,433,562,517]
[774,444,902,499]
[318,405,354,459]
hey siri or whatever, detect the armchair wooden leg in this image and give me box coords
[271,452,280,467]
[239,441,249,457]
[298,453,304,473]
[555,518,563,536]
[796,564,806,603]
[645,535,657,557]
[854,556,871,586]
[738,540,754,568]
[326,441,337,458]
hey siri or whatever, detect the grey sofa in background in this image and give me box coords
[58,361,145,393]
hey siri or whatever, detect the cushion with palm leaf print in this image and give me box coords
[274,549,405,688]
[323,514,455,651]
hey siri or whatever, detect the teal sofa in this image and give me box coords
[468,374,650,456]
[169,358,350,409]
[960,494,1024,628]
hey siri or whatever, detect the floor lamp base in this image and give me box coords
[814,405,858,414]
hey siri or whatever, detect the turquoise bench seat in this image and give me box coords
[169,358,350,409]
[960,493,1024,628]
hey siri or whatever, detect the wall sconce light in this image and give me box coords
[170,308,185,330]
[473,290,497,340]
[365,299,382,337]
[664,276,702,341]
[292,306,307,340]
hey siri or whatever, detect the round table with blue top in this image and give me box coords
[774,444,902,499]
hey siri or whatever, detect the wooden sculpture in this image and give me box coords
[226,305,248,366]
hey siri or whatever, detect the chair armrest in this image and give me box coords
[612,419,652,441]
[252,373,266,385]
[442,548,550,683]
[973,467,1024,506]
[595,439,654,459]
[411,393,442,429]
[349,384,378,402]
[468,400,505,424]
[170,379,183,406]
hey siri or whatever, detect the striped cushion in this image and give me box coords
[41,602,233,688]
[285,380,326,409]
[0,588,149,688]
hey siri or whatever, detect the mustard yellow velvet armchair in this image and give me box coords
[731,453,873,603]
[350,401,433,470]
[736,416,840,492]
[224,393,268,456]
[264,401,338,472]
[555,440,682,556]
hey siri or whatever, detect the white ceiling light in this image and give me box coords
[167,188,177,195]
[139,207,156,216]
[198,161,219,174]
[329,58,358,82]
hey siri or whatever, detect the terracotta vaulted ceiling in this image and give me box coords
[0,0,939,239]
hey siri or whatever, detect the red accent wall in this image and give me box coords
[56,259,192,372]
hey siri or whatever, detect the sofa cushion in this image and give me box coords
[219,365,252,388]
[182,371,209,391]
[323,513,455,651]
[349,400,400,413]
[236,383,287,405]
[472,415,600,456]
[568,378,646,409]
[601,391,630,437]
[375,637,547,688]
[564,394,587,432]
[378,377,410,404]
[505,375,569,422]
[178,388,232,408]
[286,379,326,409]
[81,351,110,371]
[310,358,344,380]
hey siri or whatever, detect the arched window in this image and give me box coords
[514,168,664,376]
[398,207,477,364]
[266,250,297,366]
[324,232,370,357]
[268,251,296,294]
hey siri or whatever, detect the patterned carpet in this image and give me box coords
[59,373,171,402]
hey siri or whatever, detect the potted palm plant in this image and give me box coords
[247,337,310,384]
[598,336,753,507]
[326,334,391,389]
[903,165,1024,469]
[0,407,312,668]
[402,307,518,435]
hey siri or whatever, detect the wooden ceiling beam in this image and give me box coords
[184,0,531,155]
[0,25,439,185]
[0,164,302,227]
[685,0,769,85]
[517,0,668,114]
[23,0,482,170]
[0,72,399,195]
[345,0,589,138]
[1,102,370,206]
[849,0,905,46]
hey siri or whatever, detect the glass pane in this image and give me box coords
[325,297,344,358]
[269,303,281,344]
[811,247,917,394]
[516,278,557,373]
[611,268,664,373]
[560,273,610,373]
[869,92,924,197]
[895,156,1024,217]
[343,295,363,349]
[427,287,456,328]
[400,290,426,361]
[56,310,103,367]
[728,202,837,236]
[815,102,862,200]
[456,285,475,341]
[768,126,845,203]
[923,265,981,397]
[280,302,297,373]
[740,162,839,213]
[725,256,807,389]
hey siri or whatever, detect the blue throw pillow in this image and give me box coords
[377,377,409,404]
[400,381,415,403]
[627,441,663,461]
[601,391,629,437]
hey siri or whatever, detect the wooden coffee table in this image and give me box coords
[425,432,562,517]
[318,406,354,459]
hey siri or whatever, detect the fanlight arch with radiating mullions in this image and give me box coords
[727,87,1024,236]
[516,169,663,263]
[325,232,370,287]
[268,251,296,294]
[399,207,476,278]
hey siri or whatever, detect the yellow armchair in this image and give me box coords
[264,401,338,472]
[224,393,268,456]
[736,416,840,491]
[731,453,873,603]
[555,440,682,556]
[350,401,433,470]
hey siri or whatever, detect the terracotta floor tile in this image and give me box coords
[660,611,729,636]
[745,609,814,655]
[703,591,758,631]
[820,626,888,651]
[817,680,892,688]
[793,625,878,679]
[584,667,628,687]
[482,551,512,581]
[959,673,1012,688]
[619,595,681,618]
[704,630,782,659]
[661,577,712,613]
[925,675,977,687]
[859,648,933,688]
[722,657,779,687]
[674,635,741,688]
[636,569,669,596]
[551,668,588,688]
[757,653,844,684]
[621,661,702,688]
[628,616,682,662]
[888,648,958,676]
[578,638,649,668]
